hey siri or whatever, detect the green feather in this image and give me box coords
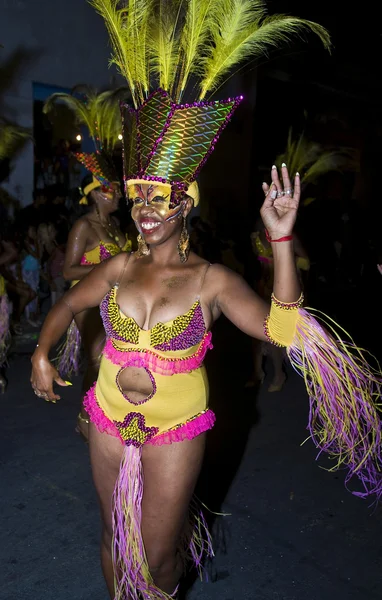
[43,86,128,151]
[275,128,358,187]
[0,122,31,160]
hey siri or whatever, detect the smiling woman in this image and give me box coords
[128,180,199,262]
[29,1,382,600]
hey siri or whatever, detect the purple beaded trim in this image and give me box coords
[271,293,304,310]
[114,411,159,448]
[153,302,206,351]
[100,289,138,344]
[116,366,157,406]
[99,242,112,262]
[263,314,284,348]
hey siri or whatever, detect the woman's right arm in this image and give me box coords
[62,219,94,281]
[31,252,128,401]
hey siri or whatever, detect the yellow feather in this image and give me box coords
[89,0,331,105]
[43,87,128,151]
[175,0,218,100]
[89,0,152,107]
[0,122,31,160]
[275,128,358,186]
[199,1,331,99]
[149,0,182,93]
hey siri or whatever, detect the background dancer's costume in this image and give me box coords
[83,1,381,599]
[56,149,131,377]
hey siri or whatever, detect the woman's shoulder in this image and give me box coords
[70,214,92,231]
[203,262,246,294]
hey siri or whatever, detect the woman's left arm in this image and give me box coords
[213,165,301,340]
[261,165,301,303]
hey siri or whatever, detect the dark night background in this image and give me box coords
[1,2,382,600]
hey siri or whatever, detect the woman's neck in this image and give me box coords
[91,206,112,222]
[148,234,183,267]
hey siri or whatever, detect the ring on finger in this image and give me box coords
[284,188,293,196]
[276,190,284,198]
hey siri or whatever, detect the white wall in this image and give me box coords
[1,0,120,205]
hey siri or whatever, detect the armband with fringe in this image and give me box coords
[265,293,382,501]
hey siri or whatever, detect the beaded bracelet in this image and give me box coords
[271,292,304,310]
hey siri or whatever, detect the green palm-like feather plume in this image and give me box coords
[199,2,331,99]
[275,128,358,187]
[149,0,182,94]
[0,122,31,160]
[90,0,152,107]
[89,0,331,104]
[176,0,216,99]
[43,86,128,151]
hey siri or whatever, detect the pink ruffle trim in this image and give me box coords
[103,332,213,376]
[83,383,215,446]
[147,409,216,446]
[83,383,122,441]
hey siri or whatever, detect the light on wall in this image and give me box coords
[76,134,82,141]
[118,134,123,140]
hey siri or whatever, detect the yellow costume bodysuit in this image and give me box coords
[83,261,215,599]
[84,262,215,445]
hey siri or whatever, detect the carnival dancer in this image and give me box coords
[31,2,382,599]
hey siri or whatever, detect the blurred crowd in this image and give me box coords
[0,187,69,334]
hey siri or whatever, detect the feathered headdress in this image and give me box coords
[44,86,128,202]
[90,0,331,204]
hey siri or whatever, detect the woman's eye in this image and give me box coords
[152,196,166,203]
[132,197,143,205]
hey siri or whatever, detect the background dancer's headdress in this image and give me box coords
[44,87,127,203]
[90,0,331,206]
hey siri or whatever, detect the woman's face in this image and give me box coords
[92,182,121,213]
[128,183,185,246]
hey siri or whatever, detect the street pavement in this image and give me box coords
[1,319,381,600]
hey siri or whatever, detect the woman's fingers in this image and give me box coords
[281,163,292,192]
[271,165,282,192]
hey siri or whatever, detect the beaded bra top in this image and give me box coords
[81,238,131,266]
[100,285,207,351]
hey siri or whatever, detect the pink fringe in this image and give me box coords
[113,445,213,599]
[84,383,216,446]
[56,320,82,377]
[103,332,213,376]
[148,410,216,446]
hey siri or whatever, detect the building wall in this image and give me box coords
[1,0,120,205]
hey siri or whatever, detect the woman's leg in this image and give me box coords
[246,337,265,387]
[89,423,206,598]
[89,423,123,598]
[141,434,206,593]
[268,345,286,392]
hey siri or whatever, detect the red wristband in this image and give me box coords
[265,229,293,243]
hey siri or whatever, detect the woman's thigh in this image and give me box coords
[141,434,206,563]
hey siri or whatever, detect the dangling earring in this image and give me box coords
[136,234,150,258]
[178,216,190,263]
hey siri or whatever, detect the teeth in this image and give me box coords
[141,222,160,231]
